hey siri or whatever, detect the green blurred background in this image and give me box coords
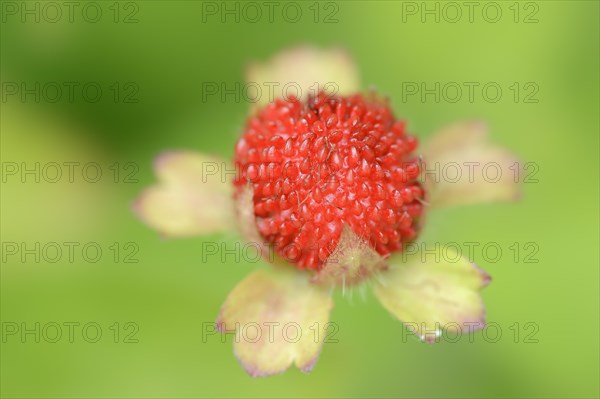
[1,1,599,397]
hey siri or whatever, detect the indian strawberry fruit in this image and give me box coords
[233,92,424,270]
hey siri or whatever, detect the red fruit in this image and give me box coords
[234,92,424,270]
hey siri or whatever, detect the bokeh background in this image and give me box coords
[1,1,599,398]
